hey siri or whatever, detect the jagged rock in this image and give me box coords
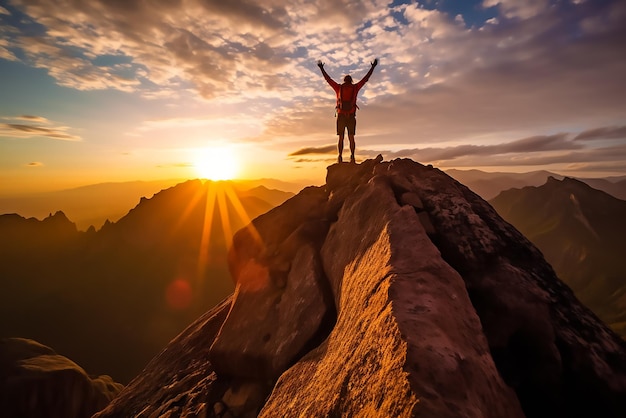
[0,338,122,418]
[95,157,626,418]
[209,243,333,379]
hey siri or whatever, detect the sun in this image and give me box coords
[193,146,239,180]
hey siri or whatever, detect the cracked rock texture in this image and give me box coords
[95,157,626,418]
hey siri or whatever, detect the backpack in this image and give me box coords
[337,84,358,113]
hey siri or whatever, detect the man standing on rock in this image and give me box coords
[317,58,378,163]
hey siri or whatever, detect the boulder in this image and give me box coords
[0,338,122,418]
[209,243,333,379]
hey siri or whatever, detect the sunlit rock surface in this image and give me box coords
[0,338,122,418]
[96,157,626,418]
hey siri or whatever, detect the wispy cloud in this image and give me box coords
[17,115,49,123]
[26,161,43,167]
[482,0,550,20]
[574,126,626,141]
[289,145,336,156]
[389,133,580,161]
[0,115,81,141]
[307,126,626,171]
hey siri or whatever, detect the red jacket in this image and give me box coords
[321,65,375,115]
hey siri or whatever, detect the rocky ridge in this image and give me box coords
[96,157,626,418]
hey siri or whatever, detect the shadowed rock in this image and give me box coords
[0,338,122,418]
[96,157,626,418]
[209,243,332,379]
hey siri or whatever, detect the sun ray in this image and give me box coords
[223,183,263,245]
[193,181,266,295]
[171,183,206,236]
[197,182,218,282]
[216,186,233,249]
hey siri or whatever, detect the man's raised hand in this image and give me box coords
[317,60,324,69]
[371,58,378,67]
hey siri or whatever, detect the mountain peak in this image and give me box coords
[97,157,626,418]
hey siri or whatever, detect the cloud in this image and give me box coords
[6,0,624,111]
[26,161,43,167]
[0,115,81,141]
[574,126,626,141]
[0,36,17,61]
[482,0,550,19]
[3,0,626,178]
[16,115,49,123]
[383,133,578,161]
[5,0,301,98]
[289,144,336,156]
[342,127,626,172]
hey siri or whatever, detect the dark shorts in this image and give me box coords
[336,113,356,136]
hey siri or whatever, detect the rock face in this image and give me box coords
[96,157,626,418]
[0,338,123,418]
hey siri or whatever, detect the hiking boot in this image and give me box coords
[350,155,355,164]
[338,155,343,163]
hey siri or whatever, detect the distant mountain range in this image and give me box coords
[0,178,307,231]
[0,180,293,383]
[447,169,626,201]
[2,171,624,231]
[490,177,626,337]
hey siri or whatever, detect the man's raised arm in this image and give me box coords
[318,60,338,89]
[356,58,378,89]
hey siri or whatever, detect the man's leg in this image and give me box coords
[337,133,344,163]
[337,115,345,163]
[347,114,357,163]
[348,134,356,163]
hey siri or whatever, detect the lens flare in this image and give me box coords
[165,279,193,310]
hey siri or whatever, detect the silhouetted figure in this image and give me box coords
[318,58,378,163]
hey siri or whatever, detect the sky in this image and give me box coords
[1,0,625,195]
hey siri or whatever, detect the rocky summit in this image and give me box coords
[96,157,626,418]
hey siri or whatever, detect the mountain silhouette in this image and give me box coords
[0,180,183,231]
[0,180,293,383]
[447,169,626,201]
[0,179,302,231]
[579,177,626,200]
[490,176,626,337]
[97,158,626,418]
[446,169,561,200]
